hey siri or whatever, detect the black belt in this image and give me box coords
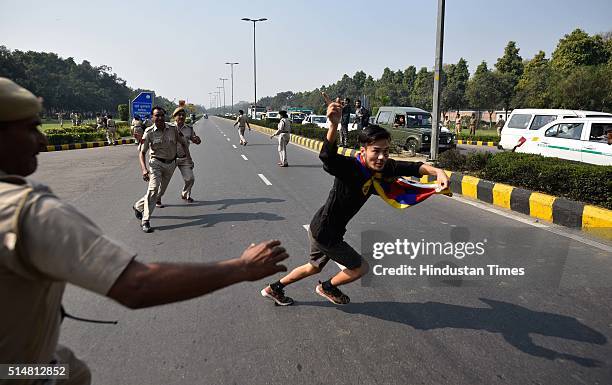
[152,156,176,164]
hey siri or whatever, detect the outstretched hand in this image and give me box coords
[322,92,342,126]
[239,240,288,281]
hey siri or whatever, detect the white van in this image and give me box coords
[516,117,612,165]
[499,109,612,150]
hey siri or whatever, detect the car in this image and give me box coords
[515,117,612,165]
[265,111,280,122]
[499,108,612,150]
[302,114,329,129]
[373,106,456,156]
[289,112,305,124]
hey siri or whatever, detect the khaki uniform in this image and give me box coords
[274,118,291,166]
[134,123,187,223]
[175,123,196,200]
[106,118,117,144]
[0,173,135,385]
[236,114,248,144]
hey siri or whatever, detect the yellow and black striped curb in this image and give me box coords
[247,121,612,239]
[42,139,136,152]
[456,139,499,147]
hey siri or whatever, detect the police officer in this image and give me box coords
[0,77,289,385]
[133,106,186,232]
[172,107,201,203]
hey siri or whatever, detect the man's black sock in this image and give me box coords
[270,281,285,292]
[321,279,335,292]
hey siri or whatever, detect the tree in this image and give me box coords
[551,29,610,72]
[513,51,554,108]
[442,58,469,113]
[411,67,433,111]
[495,41,523,113]
[118,104,129,121]
[466,61,500,128]
[550,64,612,112]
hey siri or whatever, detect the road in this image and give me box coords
[31,117,612,385]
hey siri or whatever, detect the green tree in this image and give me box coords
[442,58,469,113]
[118,104,129,121]
[550,64,612,112]
[411,67,433,111]
[466,61,500,128]
[513,51,554,108]
[495,41,523,113]
[551,29,610,71]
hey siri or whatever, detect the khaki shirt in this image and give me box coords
[236,115,247,128]
[174,123,195,159]
[140,123,187,160]
[0,171,134,375]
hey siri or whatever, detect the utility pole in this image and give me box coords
[219,78,228,114]
[225,62,239,113]
[430,0,445,161]
[241,18,267,118]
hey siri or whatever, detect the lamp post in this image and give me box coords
[208,92,214,111]
[225,62,239,113]
[241,17,267,119]
[429,0,446,161]
[216,87,223,112]
[219,77,228,114]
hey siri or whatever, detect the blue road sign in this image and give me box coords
[131,92,154,119]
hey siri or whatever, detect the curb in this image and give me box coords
[245,120,611,240]
[456,139,499,147]
[42,138,136,152]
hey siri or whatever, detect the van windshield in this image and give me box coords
[507,114,532,129]
[406,113,431,128]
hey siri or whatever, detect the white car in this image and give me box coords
[265,111,280,121]
[515,117,612,165]
[302,114,329,129]
[499,108,612,150]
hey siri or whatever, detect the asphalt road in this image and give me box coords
[31,117,612,385]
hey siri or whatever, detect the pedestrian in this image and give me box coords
[443,114,450,130]
[172,107,202,203]
[454,112,462,135]
[353,99,370,130]
[131,115,144,145]
[57,111,63,127]
[96,112,104,130]
[106,114,117,145]
[270,110,291,167]
[496,117,505,137]
[260,93,449,306]
[233,109,250,145]
[340,97,351,147]
[143,114,153,128]
[133,106,190,232]
[469,113,477,136]
[0,76,289,385]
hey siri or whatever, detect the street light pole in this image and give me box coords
[208,92,214,111]
[219,78,228,114]
[216,87,223,112]
[242,17,267,119]
[225,62,239,113]
[430,0,446,161]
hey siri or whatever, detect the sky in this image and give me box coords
[1,0,611,109]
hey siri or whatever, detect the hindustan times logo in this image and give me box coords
[372,238,487,260]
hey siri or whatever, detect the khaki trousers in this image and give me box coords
[278,133,289,165]
[177,159,195,199]
[134,158,176,223]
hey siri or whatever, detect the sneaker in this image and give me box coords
[186,197,194,203]
[133,207,143,220]
[156,200,164,208]
[260,285,294,306]
[142,221,152,233]
[243,141,248,146]
[315,283,350,305]
[180,194,187,200]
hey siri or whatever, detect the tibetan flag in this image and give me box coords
[355,153,452,209]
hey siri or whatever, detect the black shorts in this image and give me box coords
[308,230,363,270]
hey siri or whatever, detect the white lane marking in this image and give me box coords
[258,174,272,185]
[301,224,347,270]
[451,195,612,253]
[232,145,237,149]
[241,154,248,161]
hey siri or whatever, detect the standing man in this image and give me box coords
[131,115,144,145]
[260,94,449,306]
[106,114,117,145]
[133,106,189,233]
[233,109,251,146]
[0,77,289,385]
[57,111,63,127]
[96,112,104,130]
[340,97,351,147]
[270,110,291,167]
[496,116,505,137]
[454,112,462,135]
[353,99,370,131]
[469,113,477,136]
[172,107,202,203]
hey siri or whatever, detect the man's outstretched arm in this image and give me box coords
[107,240,288,309]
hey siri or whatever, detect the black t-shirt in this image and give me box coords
[310,139,423,246]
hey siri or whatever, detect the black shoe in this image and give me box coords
[261,285,294,306]
[142,221,152,233]
[315,283,350,305]
[133,207,143,220]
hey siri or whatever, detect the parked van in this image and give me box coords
[373,106,456,155]
[499,109,612,150]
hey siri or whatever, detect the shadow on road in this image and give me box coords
[298,298,606,367]
[164,197,284,210]
[153,211,285,230]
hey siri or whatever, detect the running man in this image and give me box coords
[260,93,449,305]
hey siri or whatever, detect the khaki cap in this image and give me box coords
[172,107,186,117]
[0,77,42,122]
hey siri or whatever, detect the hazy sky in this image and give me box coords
[1,0,611,108]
